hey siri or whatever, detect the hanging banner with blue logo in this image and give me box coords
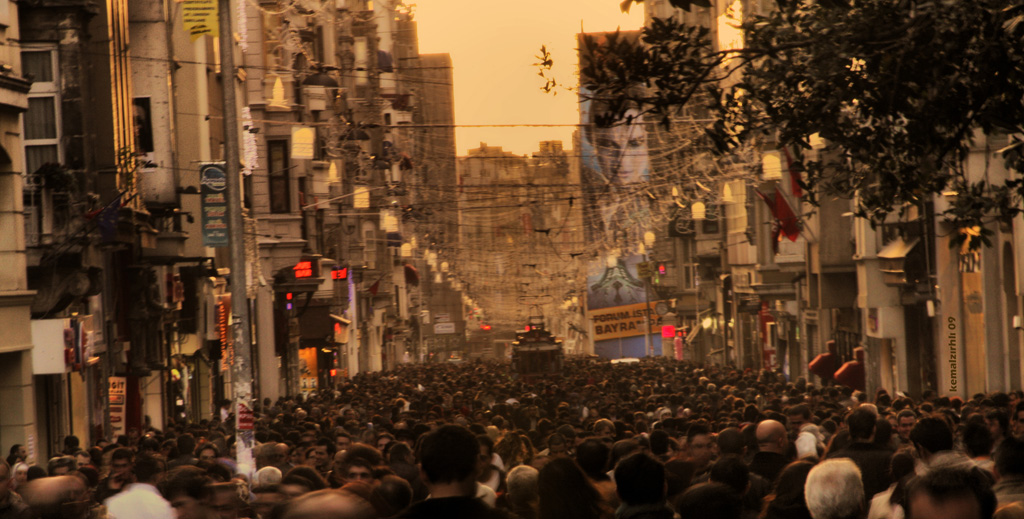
[200,163,229,247]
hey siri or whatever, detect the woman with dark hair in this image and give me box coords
[759,460,815,519]
[6,444,24,467]
[537,457,612,519]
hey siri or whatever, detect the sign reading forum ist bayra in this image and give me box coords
[201,163,229,247]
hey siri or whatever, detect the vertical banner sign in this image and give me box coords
[183,0,219,41]
[108,377,127,436]
[237,402,254,430]
[201,163,229,247]
[217,294,232,372]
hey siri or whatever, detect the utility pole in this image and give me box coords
[219,0,255,477]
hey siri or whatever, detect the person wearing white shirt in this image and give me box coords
[105,454,174,519]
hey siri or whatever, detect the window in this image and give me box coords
[268,140,290,213]
[22,48,60,175]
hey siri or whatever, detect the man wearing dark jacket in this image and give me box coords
[749,420,791,485]
[826,407,893,500]
[614,452,673,519]
[396,425,513,519]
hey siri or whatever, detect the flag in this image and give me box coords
[773,188,800,241]
[756,188,800,253]
[90,195,123,242]
[368,279,380,296]
[780,146,803,198]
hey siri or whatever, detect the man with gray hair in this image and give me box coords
[505,465,539,519]
[804,458,865,519]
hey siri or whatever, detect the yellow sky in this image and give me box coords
[413,1,645,156]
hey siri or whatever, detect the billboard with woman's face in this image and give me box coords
[577,31,652,248]
[579,32,656,358]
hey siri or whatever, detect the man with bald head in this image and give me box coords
[749,420,792,484]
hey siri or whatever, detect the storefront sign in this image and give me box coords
[183,0,219,41]
[589,302,661,341]
[200,163,229,247]
[434,322,456,334]
[109,377,126,436]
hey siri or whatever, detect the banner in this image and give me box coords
[298,347,318,395]
[108,377,126,436]
[590,301,662,342]
[200,163,229,247]
[183,0,219,41]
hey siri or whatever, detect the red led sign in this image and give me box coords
[294,261,313,278]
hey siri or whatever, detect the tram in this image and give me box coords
[511,316,564,380]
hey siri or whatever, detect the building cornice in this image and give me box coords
[0,290,37,307]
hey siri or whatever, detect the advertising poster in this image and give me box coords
[298,347,318,395]
[578,31,657,359]
[108,376,126,436]
[183,0,219,41]
[201,163,229,247]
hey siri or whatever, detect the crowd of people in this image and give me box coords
[1,356,1023,519]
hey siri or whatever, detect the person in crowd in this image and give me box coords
[904,464,996,519]
[477,434,505,494]
[4,447,25,470]
[279,487,376,519]
[994,437,1024,507]
[895,410,917,446]
[46,456,75,476]
[614,452,672,519]
[760,460,815,519]
[909,416,959,469]
[750,420,791,484]
[0,460,29,519]
[62,436,80,457]
[685,423,717,480]
[105,454,173,519]
[395,424,514,519]
[249,485,283,519]
[866,451,916,519]
[537,456,611,519]
[576,437,618,507]
[965,420,996,472]
[1011,403,1024,438]
[826,407,893,500]
[987,410,1010,455]
[674,482,744,519]
[804,458,864,519]
[505,465,539,519]
[169,434,197,469]
[19,475,91,519]
[371,475,414,517]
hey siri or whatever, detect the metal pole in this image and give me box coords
[218,0,254,478]
[643,255,653,357]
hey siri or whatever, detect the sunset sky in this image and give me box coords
[413,1,645,156]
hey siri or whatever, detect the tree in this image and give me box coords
[556,0,1024,249]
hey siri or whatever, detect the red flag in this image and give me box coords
[369,280,380,295]
[781,147,803,198]
[756,188,801,252]
[773,188,800,241]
